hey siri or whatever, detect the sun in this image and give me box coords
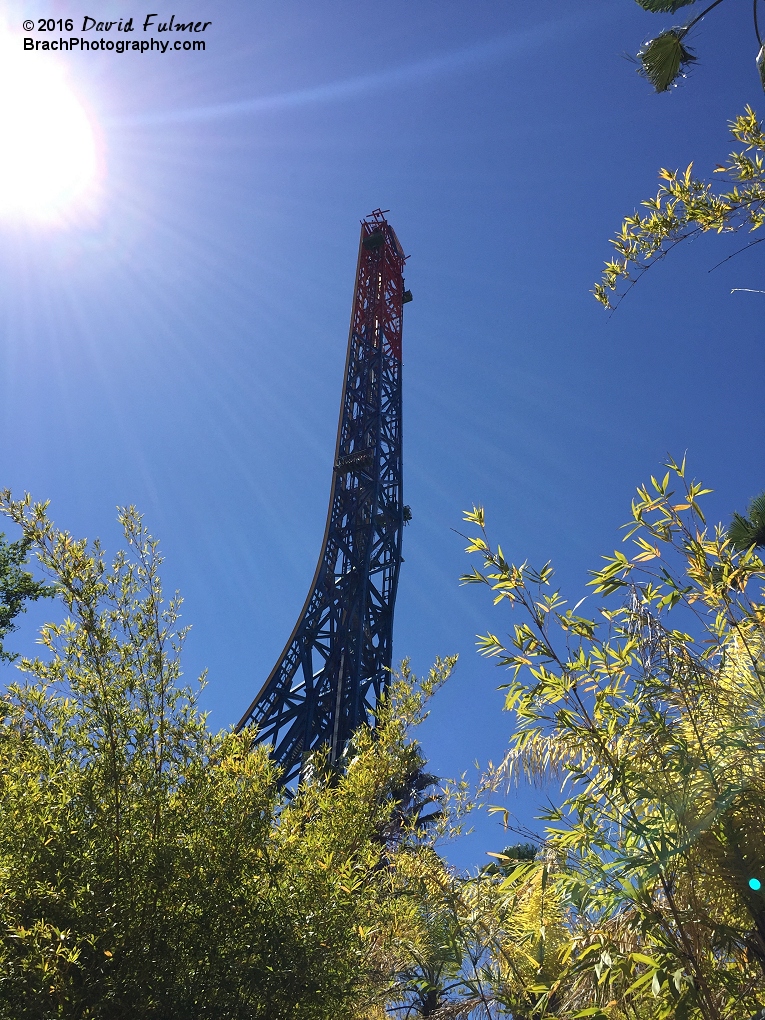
[0,36,98,223]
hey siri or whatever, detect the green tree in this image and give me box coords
[386,859,468,1018]
[729,491,765,551]
[442,853,572,1020]
[0,489,456,1020]
[0,529,53,662]
[386,840,576,1019]
[594,107,765,309]
[628,0,765,94]
[461,459,765,1018]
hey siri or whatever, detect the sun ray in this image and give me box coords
[0,32,99,223]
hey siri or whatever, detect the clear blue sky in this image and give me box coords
[2,0,764,869]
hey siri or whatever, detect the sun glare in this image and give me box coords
[0,37,98,223]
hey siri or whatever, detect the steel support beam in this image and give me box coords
[236,210,409,787]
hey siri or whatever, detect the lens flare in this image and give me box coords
[749,878,761,891]
[0,35,98,223]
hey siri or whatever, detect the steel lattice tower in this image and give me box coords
[237,210,410,786]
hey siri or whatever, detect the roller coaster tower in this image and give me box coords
[236,210,411,786]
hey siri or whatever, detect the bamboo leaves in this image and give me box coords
[595,107,765,309]
[0,493,455,1020]
[464,460,765,1017]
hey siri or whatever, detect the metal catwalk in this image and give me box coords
[237,210,410,786]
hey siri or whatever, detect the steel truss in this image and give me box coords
[237,210,409,786]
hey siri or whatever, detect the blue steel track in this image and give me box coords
[237,211,410,787]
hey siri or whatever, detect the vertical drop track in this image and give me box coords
[237,210,409,787]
